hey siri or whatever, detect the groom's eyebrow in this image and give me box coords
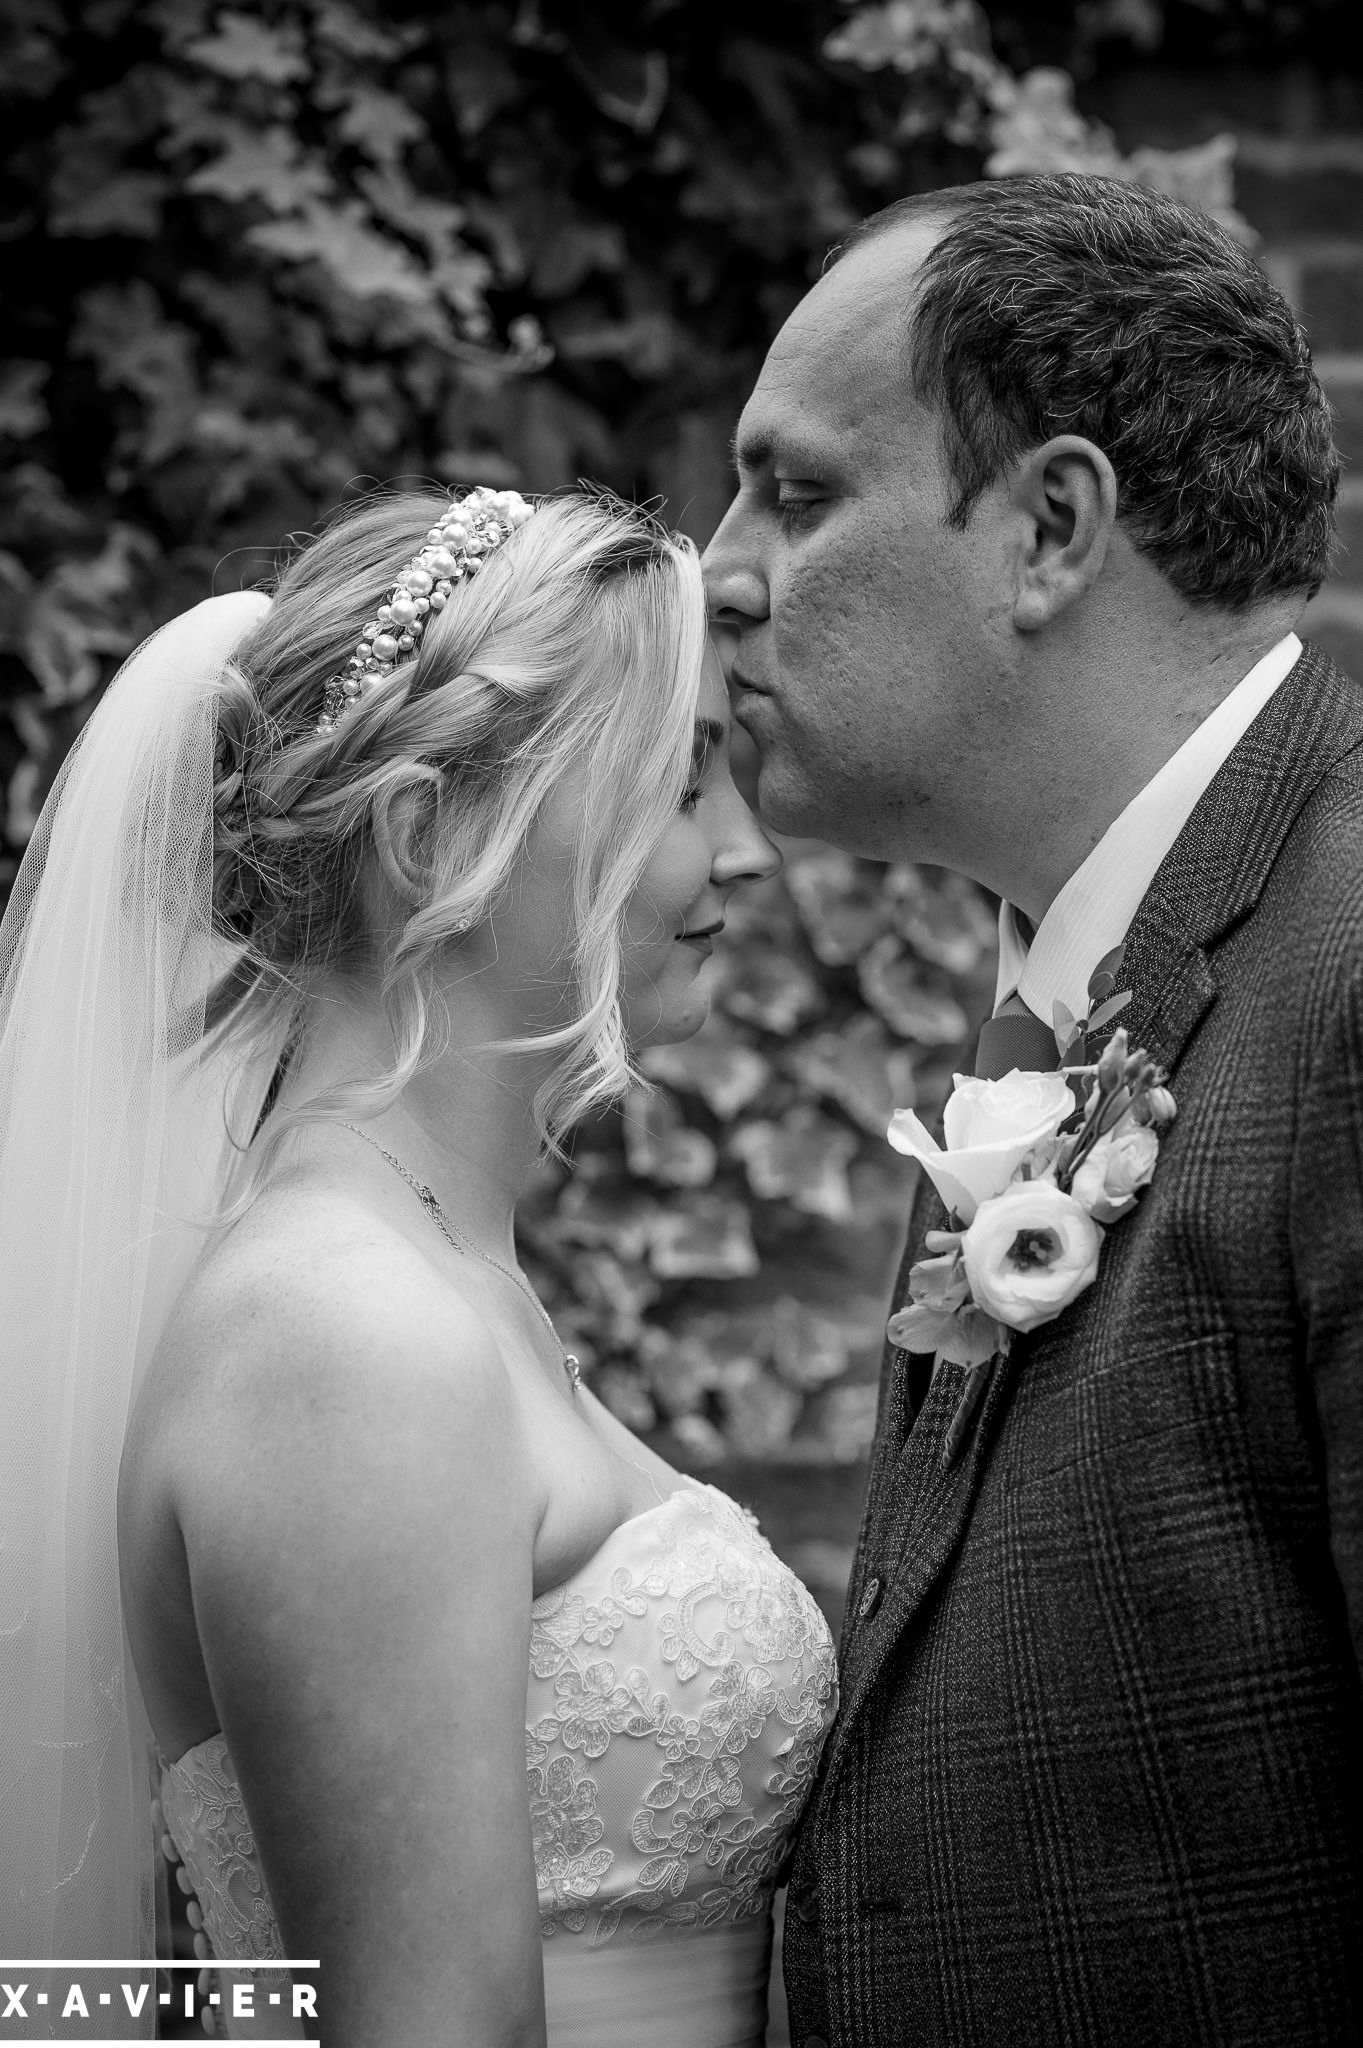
[730,425,770,476]
[731,420,830,480]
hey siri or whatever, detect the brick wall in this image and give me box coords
[1245,135,1363,673]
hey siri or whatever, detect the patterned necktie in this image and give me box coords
[973,989,1060,1080]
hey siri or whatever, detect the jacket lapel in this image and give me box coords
[1123,641,1363,1070]
[822,642,1363,1795]
[823,1343,1021,1791]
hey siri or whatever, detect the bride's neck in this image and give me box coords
[284,975,551,1262]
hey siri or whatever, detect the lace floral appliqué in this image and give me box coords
[159,1734,285,1967]
[157,1484,838,1973]
[527,1485,837,1948]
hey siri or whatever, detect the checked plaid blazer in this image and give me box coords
[783,641,1363,2047]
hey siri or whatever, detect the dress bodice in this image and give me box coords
[159,1480,837,2046]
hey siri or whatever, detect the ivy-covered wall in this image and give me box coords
[0,1,1331,1514]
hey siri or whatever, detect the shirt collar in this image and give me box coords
[996,632,1303,1023]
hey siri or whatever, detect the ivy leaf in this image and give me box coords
[788,1012,915,1135]
[0,1,66,100]
[566,38,668,133]
[48,169,168,239]
[326,80,427,164]
[715,937,823,1036]
[0,363,50,440]
[312,1,422,63]
[184,12,309,84]
[69,282,202,466]
[622,1085,718,1189]
[649,1195,759,1281]
[69,280,195,403]
[247,202,440,307]
[21,527,154,703]
[552,1174,661,1265]
[443,40,523,139]
[639,1023,770,1119]
[888,862,995,975]
[720,1364,803,1458]
[858,935,969,1046]
[786,848,891,965]
[811,1383,879,1464]
[769,1297,849,1391]
[729,1108,858,1223]
[186,125,332,210]
[529,218,628,300]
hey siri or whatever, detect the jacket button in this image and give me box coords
[788,1880,821,1926]
[857,1575,883,1620]
[801,2037,830,2048]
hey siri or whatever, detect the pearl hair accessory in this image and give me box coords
[316,485,535,734]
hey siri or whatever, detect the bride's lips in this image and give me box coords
[678,919,725,953]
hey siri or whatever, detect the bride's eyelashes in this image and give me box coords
[680,718,722,812]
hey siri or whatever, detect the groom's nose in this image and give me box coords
[701,502,769,627]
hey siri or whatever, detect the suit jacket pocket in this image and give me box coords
[1007,1328,1242,1491]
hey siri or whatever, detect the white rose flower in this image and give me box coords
[1069,1122,1160,1224]
[961,1181,1103,1332]
[887,1069,1074,1224]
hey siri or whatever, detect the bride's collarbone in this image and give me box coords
[149,1193,683,1601]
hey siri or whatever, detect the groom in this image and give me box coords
[704,174,1363,2045]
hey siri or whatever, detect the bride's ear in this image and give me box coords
[1009,436,1117,632]
[370,776,440,906]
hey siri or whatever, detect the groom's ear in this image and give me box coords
[1008,436,1118,633]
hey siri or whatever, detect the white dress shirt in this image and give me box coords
[995,633,1303,1023]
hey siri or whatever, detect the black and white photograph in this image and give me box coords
[1,0,1361,2042]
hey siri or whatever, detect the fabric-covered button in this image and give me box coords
[788,1880,821,1926]
[801,2035,830,2048]
[857,1575,883,1620]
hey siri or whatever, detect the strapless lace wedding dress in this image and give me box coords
[159,1481,838,2046]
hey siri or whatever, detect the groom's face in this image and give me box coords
[703,224,1016,865]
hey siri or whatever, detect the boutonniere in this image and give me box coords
[884,955,1176,1464]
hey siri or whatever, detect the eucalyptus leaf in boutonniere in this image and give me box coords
[885,950,1176,1465]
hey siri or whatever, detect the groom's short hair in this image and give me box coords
[837,174,1338,608]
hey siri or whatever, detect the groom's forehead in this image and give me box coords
[736,225,940,463]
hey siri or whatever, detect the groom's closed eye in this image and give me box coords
[776,484,825,532]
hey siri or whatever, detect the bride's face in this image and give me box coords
[619,644,780,1047]
[459,645,777,1050]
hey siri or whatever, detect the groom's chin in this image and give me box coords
[752,757,832,840]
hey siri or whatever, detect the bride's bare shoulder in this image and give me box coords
[142,1176,509,1449]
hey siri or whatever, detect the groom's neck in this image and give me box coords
[991,580,1303,925]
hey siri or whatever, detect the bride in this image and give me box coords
[0,485,837,2046]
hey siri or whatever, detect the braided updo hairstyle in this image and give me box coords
[208,487,706,1171]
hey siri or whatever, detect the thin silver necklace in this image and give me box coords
[340,1121,581,1396]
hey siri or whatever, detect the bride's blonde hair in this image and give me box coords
[208,486,706,1167]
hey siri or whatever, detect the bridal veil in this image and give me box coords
[0,591,274,1998]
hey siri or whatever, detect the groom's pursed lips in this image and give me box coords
[729,661,769,696]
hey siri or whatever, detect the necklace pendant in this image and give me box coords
[563,1353,582,1395]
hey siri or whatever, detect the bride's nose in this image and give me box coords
[713,799,781,891]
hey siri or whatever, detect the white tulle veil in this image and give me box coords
[0,591,276,2005]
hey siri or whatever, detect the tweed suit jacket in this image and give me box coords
[783,641,1363,2047]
